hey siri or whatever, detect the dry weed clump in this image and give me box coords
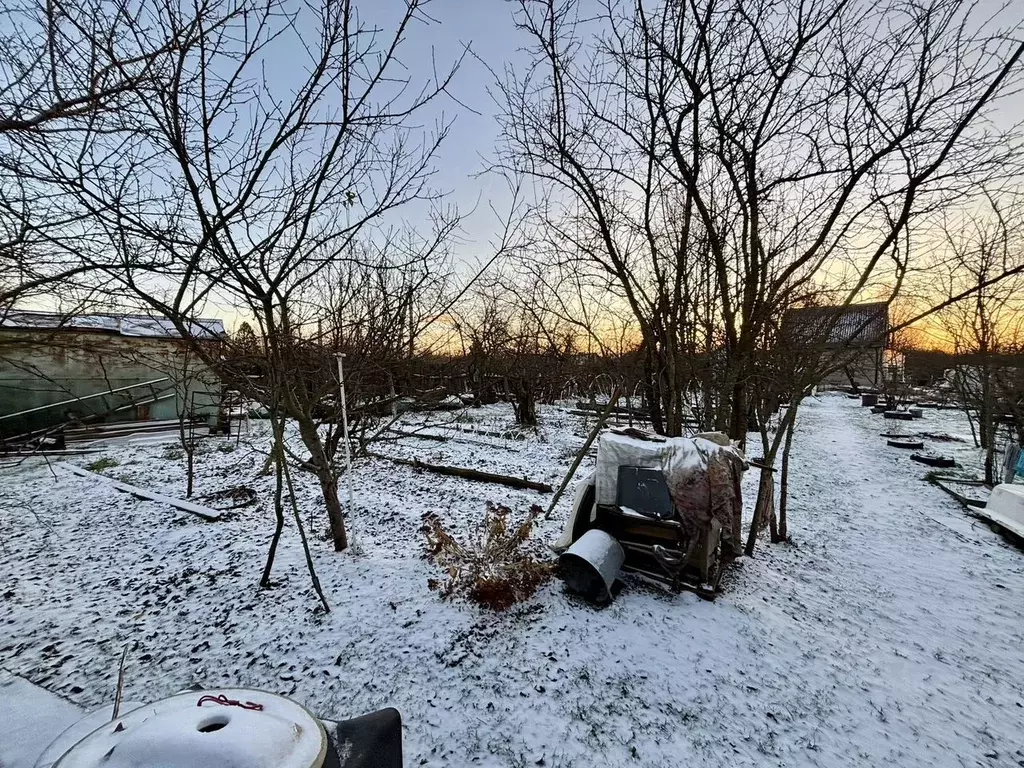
[422,502,555,610]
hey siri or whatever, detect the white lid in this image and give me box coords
[35,702,145,768]
[52,689,326,768]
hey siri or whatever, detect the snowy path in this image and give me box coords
[1,395,1022,767]
[718,397,1024,766]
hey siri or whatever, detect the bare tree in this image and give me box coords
[258,373,330,613]
[455,280,585,427]
[34,0,465,551]
[170,342,205,498]
[0,0,241,308]
[936,193,1024,483]
[497,0,1024,445]
[744,288,877,547]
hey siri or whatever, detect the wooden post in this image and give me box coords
[545,385,622,519]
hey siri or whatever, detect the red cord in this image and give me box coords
[196,693,264,711]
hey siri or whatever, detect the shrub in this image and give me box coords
[422,502,555,611]
[86,457,119,472]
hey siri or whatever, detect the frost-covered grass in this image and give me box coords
[84,457,118,473]
[1,395,1023,767]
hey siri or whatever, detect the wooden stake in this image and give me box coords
[545,385,622,519]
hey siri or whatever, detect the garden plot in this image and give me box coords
[2,396,1023,768]
[871,402,1004,477]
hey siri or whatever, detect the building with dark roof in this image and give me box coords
[780,302,890,388]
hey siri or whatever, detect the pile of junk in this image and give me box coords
[553,427,748,602]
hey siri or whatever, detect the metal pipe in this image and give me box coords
[111,389,176,412]
[0,377,170,421]
[336,353,357,550]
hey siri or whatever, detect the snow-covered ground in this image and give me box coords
[0,670,83,768]
[2,395,1023,767]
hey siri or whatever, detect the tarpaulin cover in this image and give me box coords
[594,432,747,555]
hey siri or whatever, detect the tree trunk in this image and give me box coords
[511,379,538,426]
[520,392,538,426]
[316,466,348,551]
[185,448,195,498]
[647,338,685,438]
[296,417,348,551]
[979,399,991,449]
[387,373,398,417]
[767,491,780,543]
[260,413,329,612]
[728,358,750,449]
[730,383,748,444]
[701,355,715,432]
[745,464,775,557]
[645,346,665,435]
[964,402,980,447]
[260,438,286,588]
[981,360,995,483]
[279,438,331,613]
[747,403,799,554]
[177,408,195,498]
[662,340,682,437]
[777,411,797,542]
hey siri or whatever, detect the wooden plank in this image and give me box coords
[386,428,448,442]
[368,453,553,493]
[0,448,104,457]
[887,439,924,449]
[386,428,517,452]
[446,425,527,440]
[58,463,222,520]
[64,418,182,434]
[930,477,989,509]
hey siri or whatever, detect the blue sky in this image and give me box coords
[381,1,535,349]
[377,1,531,267]
[365,0,1024,272]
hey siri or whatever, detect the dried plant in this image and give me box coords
[422,502,555,611]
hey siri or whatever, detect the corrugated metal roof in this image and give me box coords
[781,302,889,347]
[0,310,225,340]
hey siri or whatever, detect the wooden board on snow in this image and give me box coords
[930,476,989,509]
[58,462,222,521]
